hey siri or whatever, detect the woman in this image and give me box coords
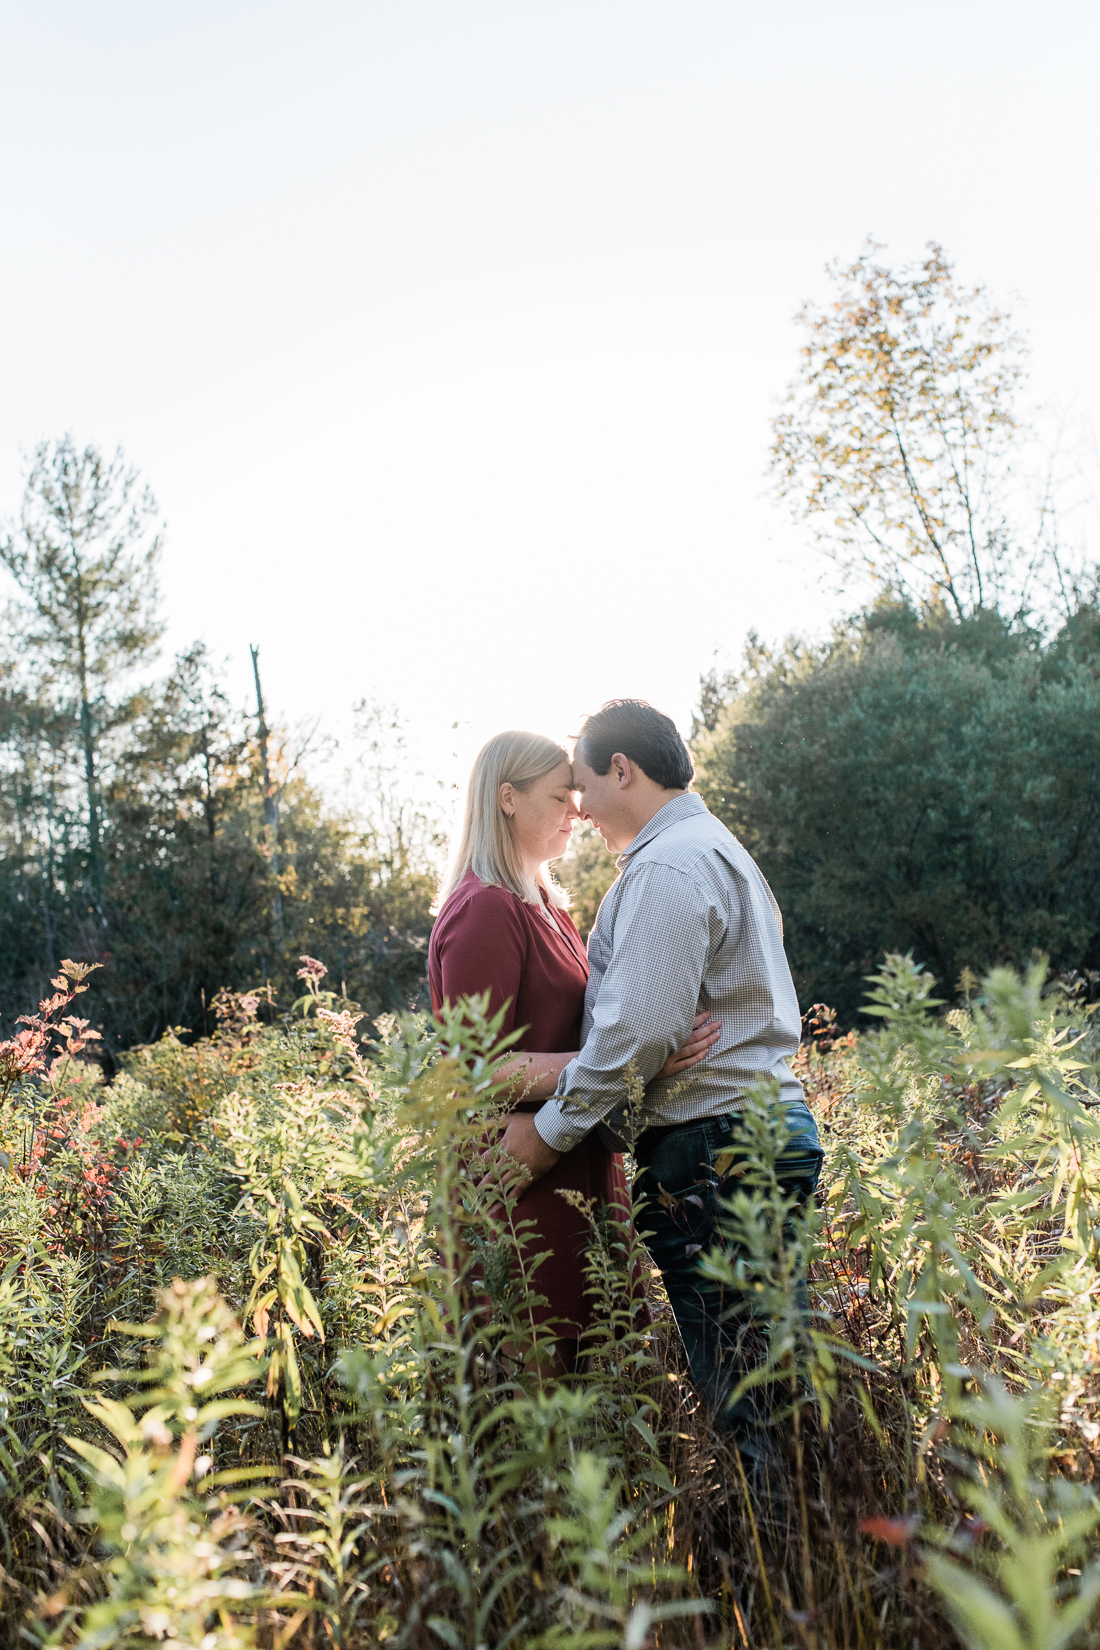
[428,730,717,1356]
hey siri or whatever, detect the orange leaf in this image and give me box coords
[858,1516,918,1546]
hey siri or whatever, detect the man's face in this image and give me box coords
[571,746,632,854]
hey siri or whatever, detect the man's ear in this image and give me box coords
[611,753,633,789]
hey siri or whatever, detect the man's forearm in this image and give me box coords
[533,1078,599,1153]
[533,1031,667,1153]
[534,863,713,1151]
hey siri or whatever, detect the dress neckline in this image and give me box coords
[536,886,562,935]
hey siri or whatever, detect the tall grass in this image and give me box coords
[1,953,1098,1647]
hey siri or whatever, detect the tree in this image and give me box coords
[346,698,448,895]
[98,643,269,1043]
[0,438,438,1051]
[249,644,286,943]
[0,659,77,979]
[554,823,618,941]
[0,436,163,899]
[692,602,1100,1022]
[1,633,438,1050]
[771,241,1034,619]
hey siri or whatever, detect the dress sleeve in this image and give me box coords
[433,886,528,1039]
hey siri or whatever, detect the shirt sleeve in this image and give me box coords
[434,888,527,1040]
[533,860,717,1152]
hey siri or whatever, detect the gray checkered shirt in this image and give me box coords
[533,791,804,1153]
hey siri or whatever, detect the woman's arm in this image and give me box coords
[435,885,525,1040]
[486,1010,724,1191]
[495,1050,574,1103]
[494,1012,720,1104]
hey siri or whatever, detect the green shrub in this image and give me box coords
[693,602,1100,1022]
[2,954,1099,1648]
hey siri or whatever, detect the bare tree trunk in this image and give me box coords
[200,726,217,840]
[72,559,102,899]
[250,645,284,942]
[17,711,57,976]
[40,747,58,977]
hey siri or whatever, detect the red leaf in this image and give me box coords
[858,1516,919,1546]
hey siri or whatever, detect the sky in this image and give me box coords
[1,0,1098,808]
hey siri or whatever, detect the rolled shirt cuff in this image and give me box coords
[532,1096,589,1154]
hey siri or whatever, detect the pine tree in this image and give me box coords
[1,436,164,906]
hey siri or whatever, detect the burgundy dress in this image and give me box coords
[428,868,631,1339]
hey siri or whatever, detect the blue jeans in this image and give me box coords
[633,1100,823,1436]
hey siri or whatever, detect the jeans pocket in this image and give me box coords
[778,1111,824,1199]
[784,1099,821,1142]
[636,1125,718,1255]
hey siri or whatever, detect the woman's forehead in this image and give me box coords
[542,756,575,788]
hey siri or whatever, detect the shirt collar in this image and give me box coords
[617,790,707,865]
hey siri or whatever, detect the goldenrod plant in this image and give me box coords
[1,955,1098,1648]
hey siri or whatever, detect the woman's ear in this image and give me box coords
[498,781,516,819]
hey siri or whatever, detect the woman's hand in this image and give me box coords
[656,1011,720,1080]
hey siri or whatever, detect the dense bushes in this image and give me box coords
[2,956,1099,1646]
[0,714,435,1057]
[693,601,1100,1023]
[0,441,436,1055]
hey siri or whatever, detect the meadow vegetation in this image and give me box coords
[1,951,1098,1648]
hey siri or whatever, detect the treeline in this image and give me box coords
[693,240,1100,1020]
[692,601,1100,1022]
[0,438,436,1056]
[5,241,1099,1051]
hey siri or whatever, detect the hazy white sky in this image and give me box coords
[2,1,1098,796]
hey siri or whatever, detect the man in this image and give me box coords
[497,698,822,1439]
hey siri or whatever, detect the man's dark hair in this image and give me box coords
[576,699,694,790]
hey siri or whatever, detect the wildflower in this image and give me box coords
[317,1006,363,1050]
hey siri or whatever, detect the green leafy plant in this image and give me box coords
[2,955,1099,1650]
[922,1381,1100,1650]
[47,1278,269,1648]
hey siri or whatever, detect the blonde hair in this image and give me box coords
[436,730,572,912]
